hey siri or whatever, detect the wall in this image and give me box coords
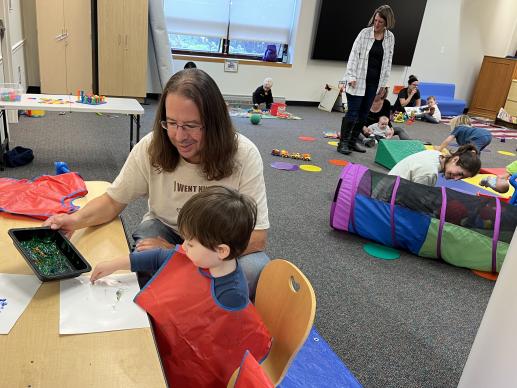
[169,0,517,105]
[20,0,38,87]
[20,0,517,105]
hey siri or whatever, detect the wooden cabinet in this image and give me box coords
[504,80,517,116]
[98,0,148,98]
[35,0,92,94]
[469,56,517,119]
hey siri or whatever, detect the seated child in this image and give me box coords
[362,116,391,147]
[480,160,517,193]
[416,96,441,124]
[183,61,197,69]
[252,77,274,110]
[359,115,410,147]
[90,186,271,387]
[436,114,492,153]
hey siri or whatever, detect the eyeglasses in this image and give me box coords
[160,120,203,133]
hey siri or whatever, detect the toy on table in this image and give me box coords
[272,149,311,161]
[1,91,21,101]
[38,98,68,104]
[0,84,22,101]
[76,90,107,105]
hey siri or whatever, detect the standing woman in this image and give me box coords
[338,5,395,155]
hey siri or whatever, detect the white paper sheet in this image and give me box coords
[59,273,150,334]
[0,273,42,334]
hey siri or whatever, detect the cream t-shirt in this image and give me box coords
[107,132,269,232]
[388,150,442,186]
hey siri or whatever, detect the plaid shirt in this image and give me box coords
[342,27,395,96]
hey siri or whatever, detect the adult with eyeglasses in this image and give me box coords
[44,69,270,298]
[392,74,421,113]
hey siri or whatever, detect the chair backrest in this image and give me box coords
[256,259,316,385]
[227,259,316,387]
[418,82,456,100]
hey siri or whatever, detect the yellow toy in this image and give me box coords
[394,112,405,123]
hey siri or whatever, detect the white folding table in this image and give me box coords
[0,94,144,169]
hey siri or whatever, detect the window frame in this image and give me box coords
[170,37,287,62]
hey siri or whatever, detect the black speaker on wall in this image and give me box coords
[312,0,427,66]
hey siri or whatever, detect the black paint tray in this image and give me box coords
[8,227,91,281]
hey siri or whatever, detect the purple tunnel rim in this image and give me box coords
[389,176,401,248]
[492,197,501,273]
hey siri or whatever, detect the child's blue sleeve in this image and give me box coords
[130,248,174,272]
[450,126,460,136]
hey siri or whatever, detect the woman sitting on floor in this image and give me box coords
[358,87,410,147]
[392,74,421,113]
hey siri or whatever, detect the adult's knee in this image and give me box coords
[131,219,182,245]
[239,251,270,300]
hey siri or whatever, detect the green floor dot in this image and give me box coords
[363,242,400,260]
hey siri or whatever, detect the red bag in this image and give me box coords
[0,172,87,219]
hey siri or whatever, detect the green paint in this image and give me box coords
[19,236,74,276]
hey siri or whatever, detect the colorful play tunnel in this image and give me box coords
[330,164,517,273]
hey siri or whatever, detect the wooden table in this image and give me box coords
[0,94,144,170]
[0,182,166,387]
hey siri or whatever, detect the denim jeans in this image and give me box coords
[345,84,379,123]
[132,218,270,299]
[418,113,440,124]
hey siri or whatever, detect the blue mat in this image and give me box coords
[435,175,495,196]
[279,327,362,387]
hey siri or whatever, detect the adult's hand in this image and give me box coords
[135,236,174,252]
[42,213,77,237]
[348,80,357,89]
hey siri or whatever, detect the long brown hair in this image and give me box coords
[368,5,396,29]
[148,69,238,180]
[443,144,481,176]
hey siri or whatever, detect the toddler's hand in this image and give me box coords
[90,261,117,283]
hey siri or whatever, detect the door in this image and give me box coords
[98,0,125,96]
[123,0,148,97]
[36,0,67,94]
[63,0,92,93]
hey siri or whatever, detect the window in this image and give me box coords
[164,0,296,61]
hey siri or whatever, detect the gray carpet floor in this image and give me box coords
[2,100,515,387]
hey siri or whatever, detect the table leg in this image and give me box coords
[129,114,141,151]
[0,108,9,171]
[130,114,134,150]
[136,115,141,145]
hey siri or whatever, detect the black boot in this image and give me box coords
[337,118,353,155]
[349,122,366,153]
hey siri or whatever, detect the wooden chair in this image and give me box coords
[228,259,316,386]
